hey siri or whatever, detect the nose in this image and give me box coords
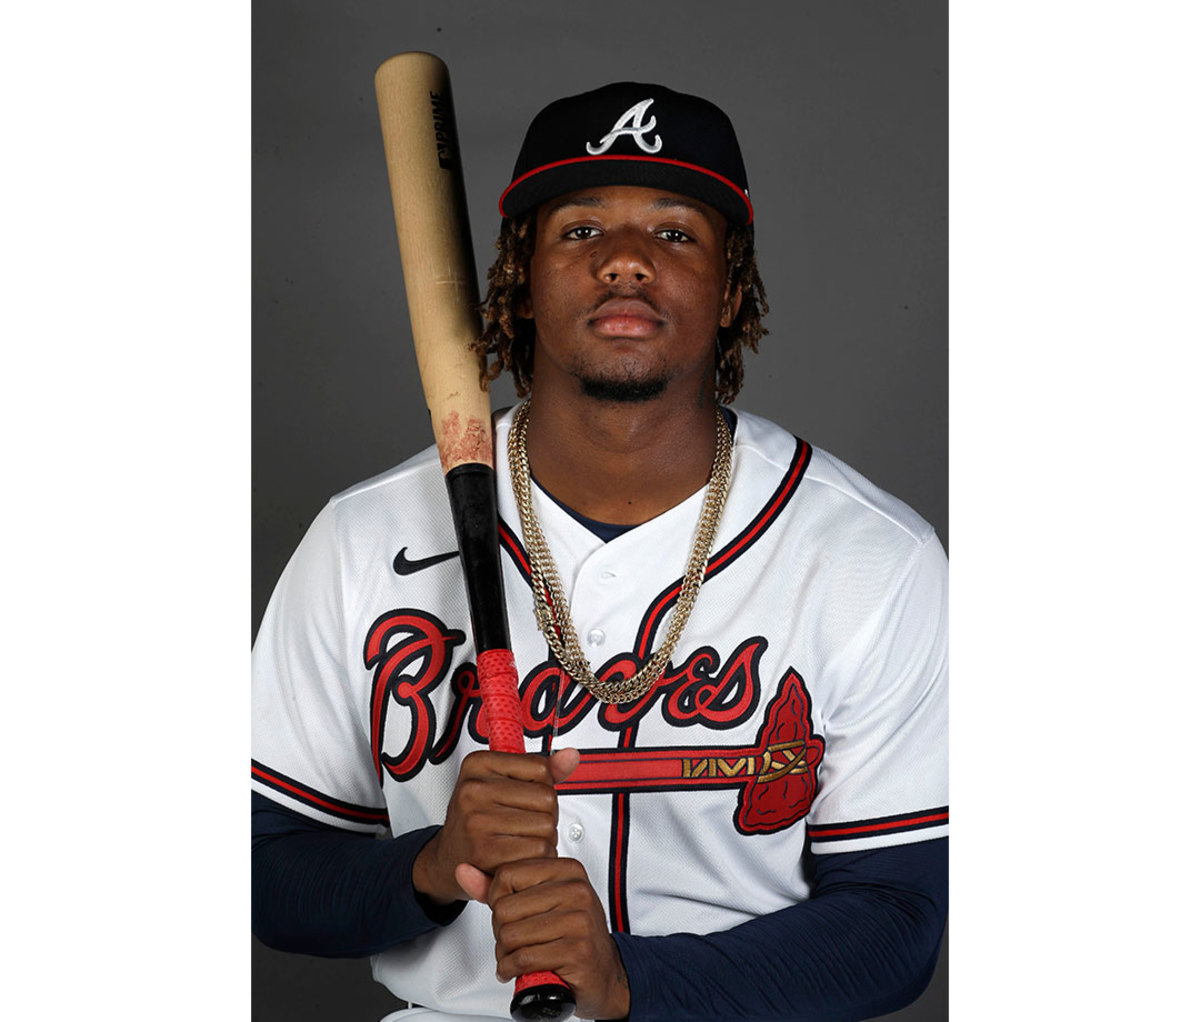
[595,228,655,285]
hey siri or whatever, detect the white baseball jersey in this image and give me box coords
[251,405,948,1018]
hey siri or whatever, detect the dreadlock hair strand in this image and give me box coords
[476,213,537,396]
[715,223,769,405]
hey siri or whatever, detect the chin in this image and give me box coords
[577,374,669,403]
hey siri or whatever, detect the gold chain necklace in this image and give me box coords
[507,400,733,704]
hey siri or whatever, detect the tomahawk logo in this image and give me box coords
[586,98,663,155]
[560,671,826,835]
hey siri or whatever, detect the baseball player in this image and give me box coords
[253,82,948,1022]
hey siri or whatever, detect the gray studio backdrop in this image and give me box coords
[252,2,947,1020]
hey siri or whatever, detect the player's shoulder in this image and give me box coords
[317,441,453,541]
[328,442,443,505]
[733,409,937,549]
[805,445,935,546]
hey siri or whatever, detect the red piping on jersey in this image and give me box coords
[808,808,949,839]
[499,520,531,582]
[251,761,389,826]
[608,725,638,934]
[499,154,754,224]
[610,792,629,932]
[500,519,561,635]
[635,438,811,660]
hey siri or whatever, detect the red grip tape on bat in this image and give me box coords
[475,649,573,1009]
[476,648,526,755]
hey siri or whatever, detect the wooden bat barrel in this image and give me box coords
[374,51,576,1022]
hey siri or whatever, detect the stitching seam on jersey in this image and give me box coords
[806,473,935,545]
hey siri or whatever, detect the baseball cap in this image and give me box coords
[499,82,753,226]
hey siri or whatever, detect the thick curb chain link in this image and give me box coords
[508,401,732,705]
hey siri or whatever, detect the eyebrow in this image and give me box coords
[542,194,712,219]
[542,195,604,217]
[650,196,711,216]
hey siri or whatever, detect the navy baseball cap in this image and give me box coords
[499,82,753,226]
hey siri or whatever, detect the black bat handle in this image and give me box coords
[445,464,577,1022]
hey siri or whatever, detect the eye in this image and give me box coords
[656,227,693,243]
[563,225,601,241]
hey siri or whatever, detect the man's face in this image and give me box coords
[523,185,739,403]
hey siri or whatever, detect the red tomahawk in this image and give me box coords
[556,670,826,834]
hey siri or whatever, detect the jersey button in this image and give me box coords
[586,628,605,646]
[599,570,617,582]
[567,823,584,842]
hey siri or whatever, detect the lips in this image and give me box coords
[588,297,663,338]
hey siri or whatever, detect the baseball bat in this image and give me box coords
[374,52,576,1022]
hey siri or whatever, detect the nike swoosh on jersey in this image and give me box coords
[392,546,461,575]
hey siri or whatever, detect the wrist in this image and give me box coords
[600,941,631,1020]
[411,829,460,906]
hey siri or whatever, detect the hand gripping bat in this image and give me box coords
[374,52,576,1022]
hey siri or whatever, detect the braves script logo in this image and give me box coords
[586,98,663,155]
[364,610,825,834]
[364,610,466,782]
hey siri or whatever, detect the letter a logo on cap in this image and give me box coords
[586,98,663,155]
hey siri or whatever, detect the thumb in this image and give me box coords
[549,747,580,783]
[454,862,491,903]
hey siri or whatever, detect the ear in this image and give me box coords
[517,291,534,319]
[720,284,743,329]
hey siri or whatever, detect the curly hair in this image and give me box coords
[475,213,768,404]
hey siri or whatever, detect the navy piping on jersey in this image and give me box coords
[252,760,389,828]
[809,806,950,846]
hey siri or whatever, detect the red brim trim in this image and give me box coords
[499,154,753,224]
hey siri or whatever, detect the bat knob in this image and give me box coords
[509,984,576,1022]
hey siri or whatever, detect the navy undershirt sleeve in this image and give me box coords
[251,792,465,957]
[614,837,947,1022]
[254,790,945,1021]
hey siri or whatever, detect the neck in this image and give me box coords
[521,388,720,525]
